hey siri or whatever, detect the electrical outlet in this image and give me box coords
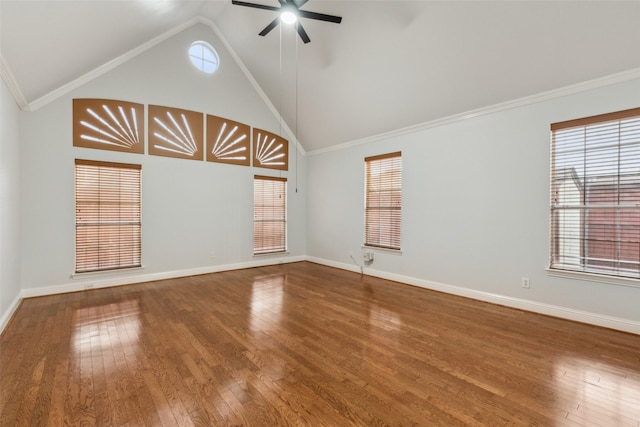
[521,277,530,289]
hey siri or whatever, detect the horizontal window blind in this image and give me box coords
[550,108,640,279]
[75,159,142,273]
[365,152,402,250]
[254,175,287,255]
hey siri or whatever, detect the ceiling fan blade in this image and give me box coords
[231,0,281,12]
[293,0,309,7]
[259,17,281,36]
[298,9,342,24]
[296,23,311,44]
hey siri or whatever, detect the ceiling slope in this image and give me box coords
[2,1,640,152]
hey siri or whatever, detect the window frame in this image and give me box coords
[364,151,403,251]
[188,41,219,74]
[550,107,640,281]
[253,175,287,255]
[75,159,142,274]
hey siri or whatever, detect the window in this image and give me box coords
[188,41,219,74]
[75,160,142,273]
[550,108,640,279]
[365,152,402,250]
[254,176,287,255]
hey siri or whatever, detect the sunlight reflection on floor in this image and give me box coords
[250,274,285,333]
[72,299,141,357]
[555,357,640,425]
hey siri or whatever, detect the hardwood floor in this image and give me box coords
[1,261,639,426]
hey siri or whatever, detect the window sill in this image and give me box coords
[362,246,402,256]
[253,251,290,258]
[71,266,145,279]
[546,267,640,289]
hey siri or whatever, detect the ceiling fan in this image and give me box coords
[231,0,342,44]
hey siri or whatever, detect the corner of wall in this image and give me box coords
[0,293,22,336]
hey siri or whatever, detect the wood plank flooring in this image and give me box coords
[1,261,640,426]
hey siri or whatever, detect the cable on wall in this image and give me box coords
[294,20,299,193]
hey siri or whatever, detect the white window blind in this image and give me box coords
[75,159,142,273]
[365,152,402,250]
[254,175,287,255]
[550,108,640,279]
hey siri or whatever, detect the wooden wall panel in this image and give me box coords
[73,99,144,154]
[252,128,288,171]
[206,115,251,166]
[148,105,204,160]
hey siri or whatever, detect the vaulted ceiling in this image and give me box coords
[2,1,640,153]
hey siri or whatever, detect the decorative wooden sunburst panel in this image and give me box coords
[73,99,144,153]
[148,105,203,160]
[253,128,288,171]
[206,115,251,166]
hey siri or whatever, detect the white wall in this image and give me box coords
[0,77,22,327]
[5,20,640,334]
[19,23,306,294]
[307,77,640,331]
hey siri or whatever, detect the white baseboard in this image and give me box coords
[306,256,363,274]
[20,255,306,299]
[6,255,639,336]
[306,256,640,335]
[1,256,304,335]
[0,293,22,335]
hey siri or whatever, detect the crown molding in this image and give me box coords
[9,11,638,157]
[197,17,306,156]
[0,55,29,110]
[10,15,306,156]
[26,17,203,111]
[307,67,640,156]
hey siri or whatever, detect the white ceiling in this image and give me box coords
[2,0,640,153]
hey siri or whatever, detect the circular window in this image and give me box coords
[188,41,219,74]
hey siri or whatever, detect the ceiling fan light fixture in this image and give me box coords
[231,0,342,43]
[280,10,297,24]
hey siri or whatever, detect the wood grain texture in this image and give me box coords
[1,262,640,426]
